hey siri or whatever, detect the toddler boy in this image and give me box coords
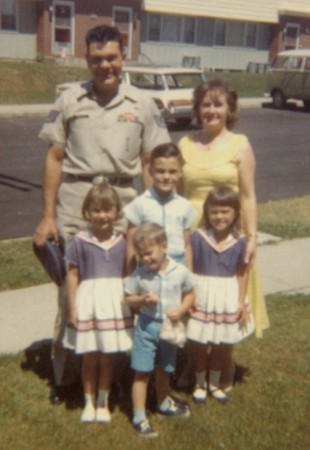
[124,223,195,438]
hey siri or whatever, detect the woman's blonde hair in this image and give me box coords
[82,182,121,220]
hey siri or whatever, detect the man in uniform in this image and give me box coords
[33,25,170,404]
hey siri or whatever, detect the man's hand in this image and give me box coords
[33,217,59,246]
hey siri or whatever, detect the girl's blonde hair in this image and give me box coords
[82,182,121,220]
[133,223,167,251]
[203,186,241,235]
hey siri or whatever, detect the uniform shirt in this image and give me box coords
[39,81,170,177]
[124,258,194,319]
[123,187,196,259]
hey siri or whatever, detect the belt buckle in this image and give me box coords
[92,175,106,185]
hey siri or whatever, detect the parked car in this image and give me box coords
[55,65,205,126]
[122,65,205,126]
[265,49,310,109]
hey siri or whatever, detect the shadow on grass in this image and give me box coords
[19,339,134,418]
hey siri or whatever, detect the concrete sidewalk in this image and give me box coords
[0,236,309,355]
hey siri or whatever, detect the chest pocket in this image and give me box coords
[108,120,143,162]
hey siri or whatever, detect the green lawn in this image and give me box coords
[0,60,266,105]
[1,295,309,450]
[1,196,309,292]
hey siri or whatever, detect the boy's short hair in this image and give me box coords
[133,223,167,251]
[150,142,183,166]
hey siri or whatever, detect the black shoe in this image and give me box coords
[158,397,191,418]
[170,394,190,410]
[50,385,66,405]
[133,419,159,439]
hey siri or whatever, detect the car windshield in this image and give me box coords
[272,56,303,70]
[166,73,203,89]
[127,71,203,90]
[128,73,165,90]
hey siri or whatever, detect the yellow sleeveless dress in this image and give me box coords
[179,133,269,337]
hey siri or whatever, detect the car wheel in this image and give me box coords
[176,118,192,128]
[303,100,310,110]
[272,90,286,109]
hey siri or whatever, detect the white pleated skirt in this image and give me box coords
[187,274,255,345]
[63,278,133,354]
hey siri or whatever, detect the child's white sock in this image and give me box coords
[97,389,110,408]
[133,408,146,425]
[96,389,111,423]
[158,396,171,412]
[85,393,95,407]
[195,371,207,388]
[209,370,228,402]
[81,393,96,422]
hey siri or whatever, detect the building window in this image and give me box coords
[215,20,226,46]
[284,23,300,50]
[148,14,160,41]
[226,21,244,47]
[162,15,181,42]
[1,0,17,31]
[183,17,196,44]
[245,23,257,47]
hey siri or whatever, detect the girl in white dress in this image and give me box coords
[187,186,254,404]
[64,183,133,423]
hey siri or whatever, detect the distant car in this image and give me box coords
[55,65,205,126]
[265,49,310,109]
[122,65,205,126]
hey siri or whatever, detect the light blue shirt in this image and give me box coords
[124,258,194,320]
[123,187,196,259]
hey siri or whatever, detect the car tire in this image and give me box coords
[272,90,286,109]
[176,118,192,128]
[303,100,310,110]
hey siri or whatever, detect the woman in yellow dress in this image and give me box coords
[178,77,269,389]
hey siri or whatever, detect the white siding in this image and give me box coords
[140,42,269,70]
[143,0,310,23]
[0,32,36,59]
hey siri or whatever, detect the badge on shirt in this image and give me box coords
[45,110,60,123]
[154,114,166,128]
[117,113,139,123]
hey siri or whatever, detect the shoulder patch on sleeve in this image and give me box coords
[46,110,60,123]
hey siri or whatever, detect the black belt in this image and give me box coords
[66,174,133,187]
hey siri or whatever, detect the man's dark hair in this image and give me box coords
[85,25,123,52]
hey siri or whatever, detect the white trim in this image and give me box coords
[284,23,300,50]
[51,0,75,56]
[112,6,133,59]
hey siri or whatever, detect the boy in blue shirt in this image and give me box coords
[124,223,195,438]
[124,143,196,272]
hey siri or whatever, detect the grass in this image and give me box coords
[0,60,88,104]
[204,70,266,98]
[0,60,266,104]
[0,196,309,292]
[258,195,310,239]
[0,238,49,291]
[0,295,309,449]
